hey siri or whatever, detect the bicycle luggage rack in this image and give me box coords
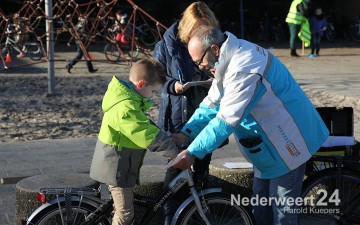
[40,187,100,196]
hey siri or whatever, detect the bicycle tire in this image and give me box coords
[325,24,336,42]
[326,31,336,43]
[104,43,120,62]
[139,27,159,48]
[26,42,43,61]
[1,44,10,58]
[301,168,360,225]
[175,192,255,225]
[27,200,111,225]
[123,43,139,59]
[347,24,360,43]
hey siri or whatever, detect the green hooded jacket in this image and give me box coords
[99,76,159,149]
[90,76,178,187]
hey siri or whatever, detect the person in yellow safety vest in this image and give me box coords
[285,0,311,57]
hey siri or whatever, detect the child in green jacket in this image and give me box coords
[90,58,178,225]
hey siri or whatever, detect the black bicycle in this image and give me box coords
[1,31,43,61]
[301,154,360,225]
[22,158,255,225]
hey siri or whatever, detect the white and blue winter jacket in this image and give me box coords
[181,32,329,179]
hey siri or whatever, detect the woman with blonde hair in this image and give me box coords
[153,2,226,224]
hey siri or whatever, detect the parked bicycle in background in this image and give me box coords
[1,18,43,61]
[346,15,360,43]
[103,28,140,62]
[301,149,360,224]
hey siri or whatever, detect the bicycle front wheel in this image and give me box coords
[104,43,120,62]
[175,193,255,225]
[301,168,360,225]
[26,42,43,61]
[128,43,139,58]
[27,201,111,225]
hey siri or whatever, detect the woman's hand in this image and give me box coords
[174,81,189,94]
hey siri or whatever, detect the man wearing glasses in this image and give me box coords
[172,25,329,225]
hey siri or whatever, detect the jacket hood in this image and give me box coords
[214,32,239,82]
[102,76,152,112]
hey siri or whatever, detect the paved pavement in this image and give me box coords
[1,43,360,224]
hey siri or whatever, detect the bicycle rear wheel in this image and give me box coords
[27,200,111,225]
[175,192,255,225]
[104,43,120,62]
[1,44,10,58]
[301,168,360,225]
[347,24,360,43]
[138,27,159,48]
[26,42,43,61]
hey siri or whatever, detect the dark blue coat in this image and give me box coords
[153,22,210,135]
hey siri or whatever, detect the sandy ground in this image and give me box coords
[1,42,360,142]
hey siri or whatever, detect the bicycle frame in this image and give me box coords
[4,35,23,53]
[137,169,221,225]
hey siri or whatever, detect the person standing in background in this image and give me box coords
[285,0,311,57]
[11,14,28,58]
[66,15,98,74]
[309,7,327,57]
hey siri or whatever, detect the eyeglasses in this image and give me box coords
[195,46,211,66]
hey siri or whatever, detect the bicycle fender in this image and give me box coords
[25,196,100,224]
[170,188,222,225]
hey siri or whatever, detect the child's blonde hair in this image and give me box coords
[130,58,166,85]
[178,1,219,44]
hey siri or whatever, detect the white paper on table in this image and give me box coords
[223,162,253,169]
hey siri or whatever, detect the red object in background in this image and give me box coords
[116,33,129,45]
[5,53,11,63]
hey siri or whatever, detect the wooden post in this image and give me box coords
[302,41,305,56]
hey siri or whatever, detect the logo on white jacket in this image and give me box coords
[277,125,301,157]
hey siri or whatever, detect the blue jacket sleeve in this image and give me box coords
[188,117,235,159]
[181,102,218,140]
